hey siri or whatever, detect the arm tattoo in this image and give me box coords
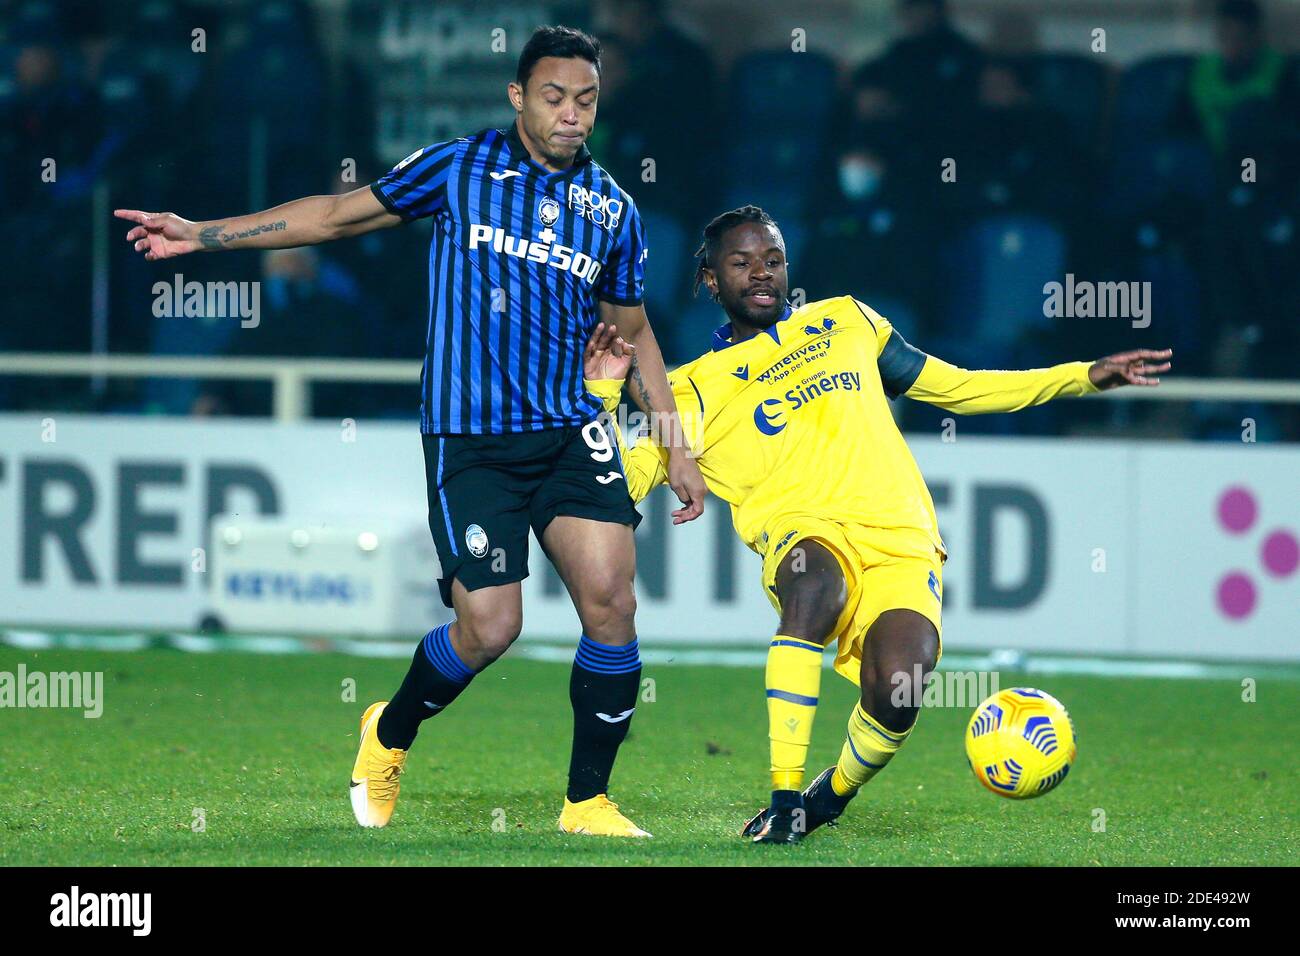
[200,220,287,249]
[631,353,685,449]
[198,225,225,250]
[630,354,652,410]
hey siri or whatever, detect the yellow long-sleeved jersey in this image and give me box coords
[590,296,1097,558]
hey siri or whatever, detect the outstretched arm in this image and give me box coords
[904,348,1172,414]
[115,186,402,261]
[856,299,1171,413]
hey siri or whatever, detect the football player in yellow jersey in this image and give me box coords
[582,205,1171,844]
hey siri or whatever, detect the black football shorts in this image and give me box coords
[422,418,642,607]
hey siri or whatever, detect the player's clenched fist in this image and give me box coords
[114,210,205,261]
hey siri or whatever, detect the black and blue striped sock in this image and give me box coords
[567,634,642,802]
[377,622,475,750]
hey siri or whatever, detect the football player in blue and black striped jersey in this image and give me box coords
[117,26,706,838]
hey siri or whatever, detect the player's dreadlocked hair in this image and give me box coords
[692,205,779,300]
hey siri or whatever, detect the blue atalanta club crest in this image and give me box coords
[537,197,560,226]
[465,524,489,558]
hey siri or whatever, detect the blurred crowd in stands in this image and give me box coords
[2,0,1297,439]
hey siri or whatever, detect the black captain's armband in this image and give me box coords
[878,330,927,399]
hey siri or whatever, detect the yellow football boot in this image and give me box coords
[558,795,652,838]
[349,701,407,828]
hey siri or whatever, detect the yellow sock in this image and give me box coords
[765,636,824,791]
[831,703,912,797]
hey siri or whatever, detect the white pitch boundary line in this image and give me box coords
[1,628,1296,681]
[511,644,1283,681]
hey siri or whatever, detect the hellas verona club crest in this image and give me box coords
[465,524,489,558]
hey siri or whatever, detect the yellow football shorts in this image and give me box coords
[760,516,945,685]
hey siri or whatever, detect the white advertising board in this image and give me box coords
[0,414,1295,660]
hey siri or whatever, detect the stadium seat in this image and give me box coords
[716,126,829,236]
[203,32,327,203]
[1104,135,1215,218]
[1138,245,1202,359]
[718,187,808,240]
[125,44,201,109]
[0,45,15,113]
[718,134,815,229]
[712,179,809,258]
[934,215,1065,369]
[1011,53,1110,148]
[1113,54,1195,139]
[117,1,201,105]
[248,0,316,46]
[205,0,326,143]
[722,130,825,189]
[780,220,809,271]
[929,216,1069,435]
[96,54,151,136]
[862,295,921,341]
[639,210,690,320]
[9,0,62,43]
[213,41,324,133]
[661,299,726,365]
[126,0,186,38]
[727,49,840,134]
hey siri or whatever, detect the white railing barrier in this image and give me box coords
[0,352,1298,422]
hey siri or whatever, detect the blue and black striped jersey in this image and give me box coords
[371,124,647,434]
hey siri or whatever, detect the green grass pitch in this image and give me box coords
[1,646,1294,866]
